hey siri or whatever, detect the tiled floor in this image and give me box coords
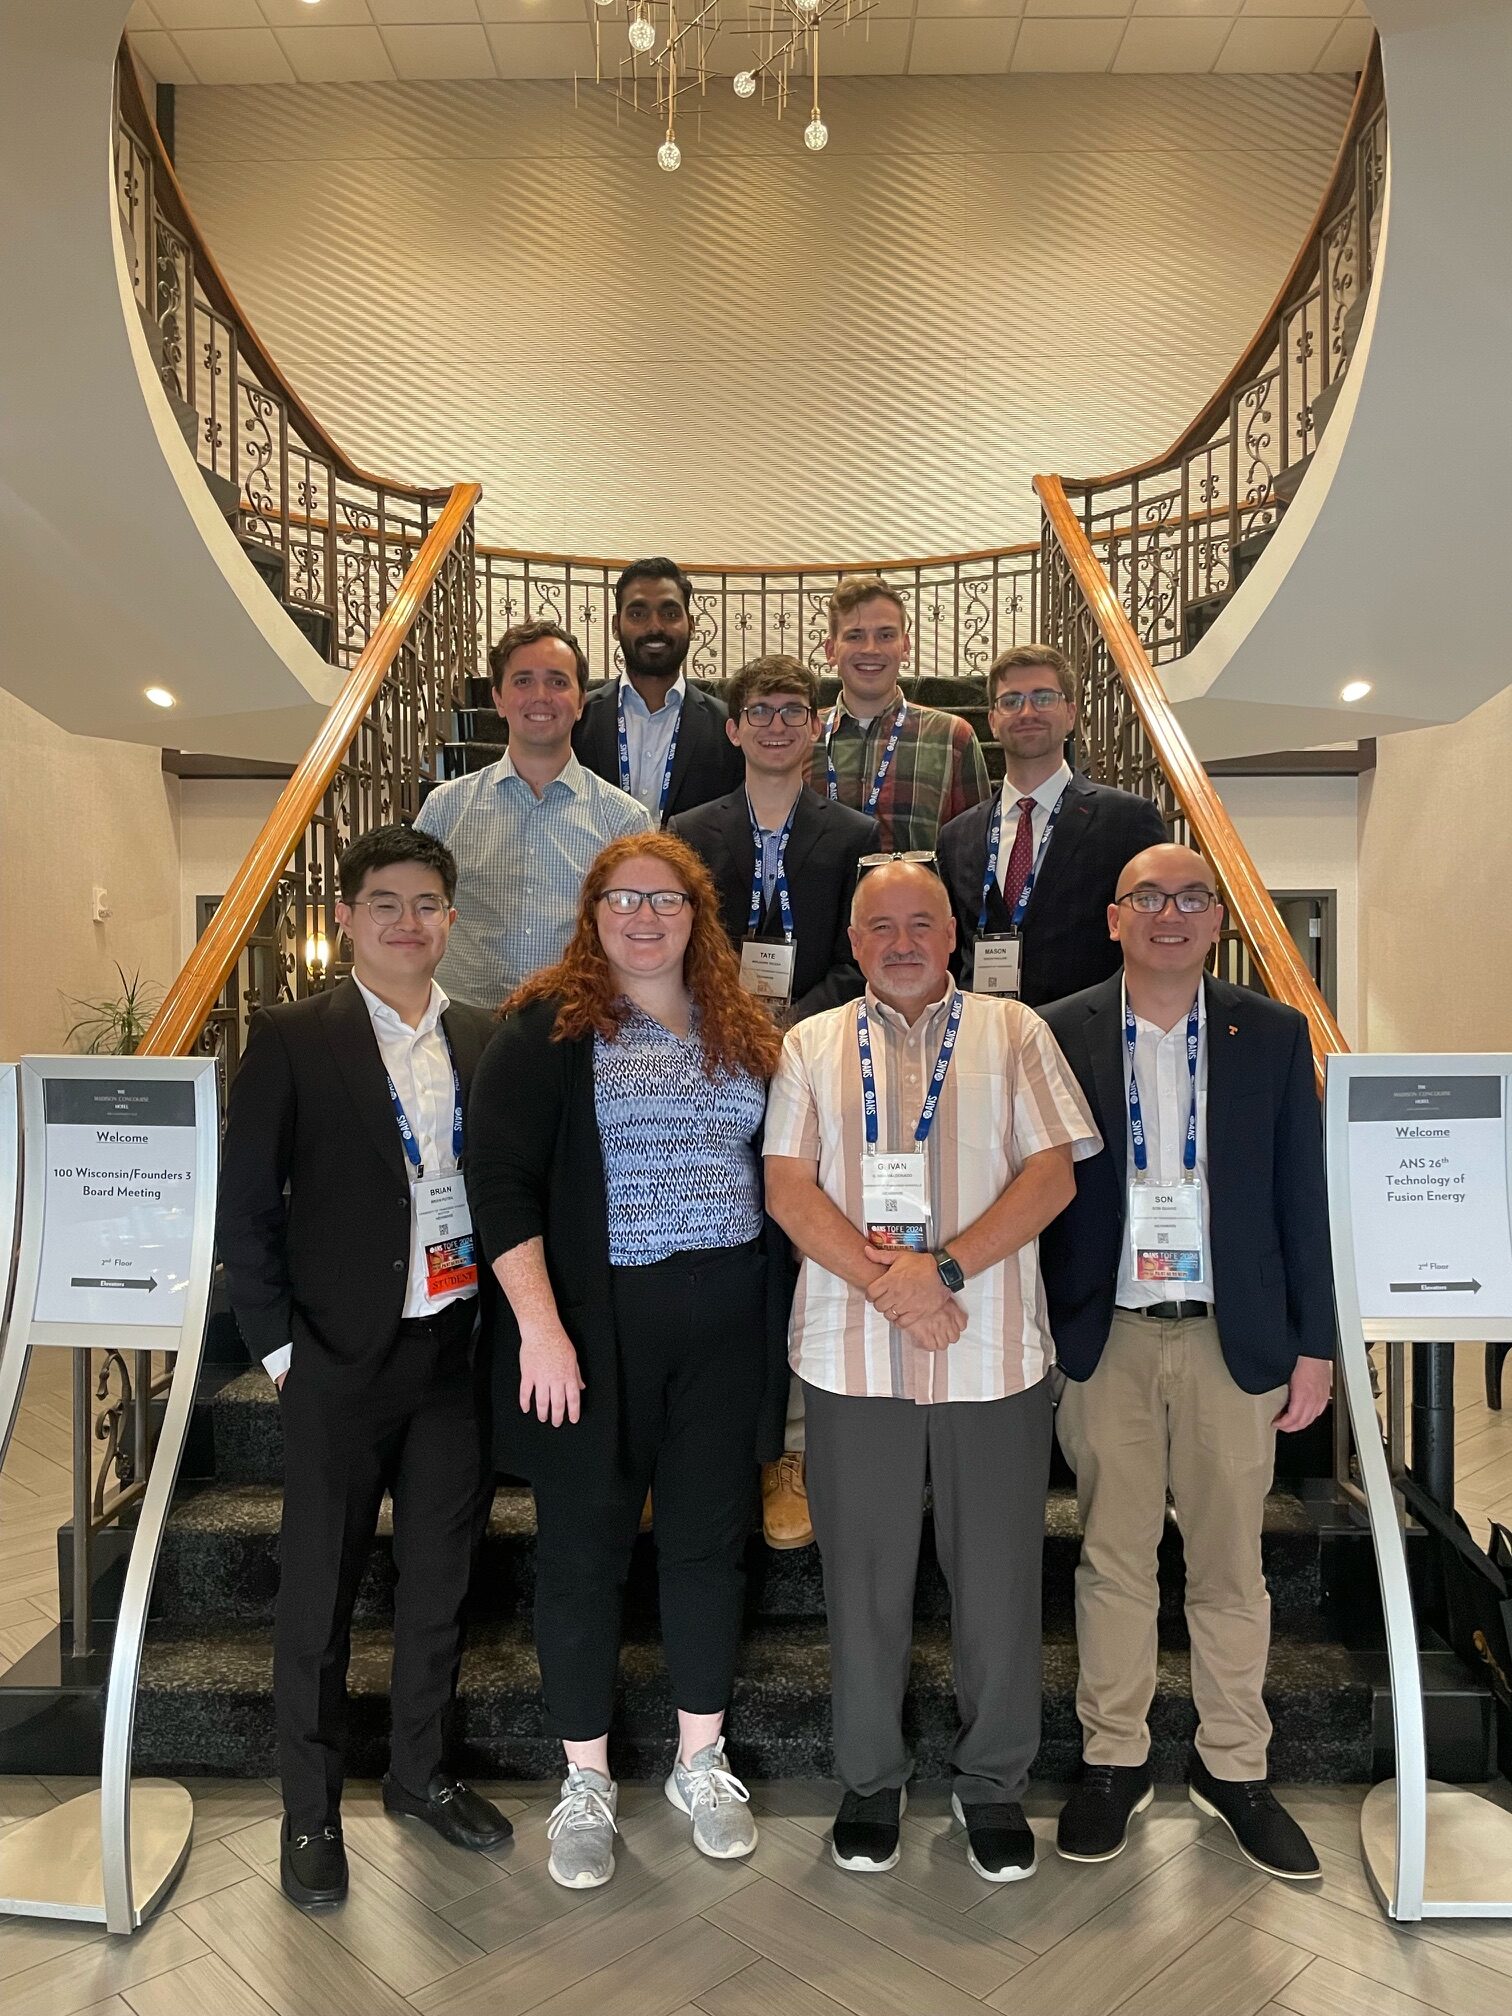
[1,1346,1510,2014]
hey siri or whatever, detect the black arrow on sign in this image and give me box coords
[1388,1279,1481,1294]
[69,1276,158,1293]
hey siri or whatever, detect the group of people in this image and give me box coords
[216,560,1335,1918]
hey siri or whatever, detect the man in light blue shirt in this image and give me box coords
[416,621,650,1010]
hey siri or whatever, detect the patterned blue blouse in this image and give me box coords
[593,1003,766,1266]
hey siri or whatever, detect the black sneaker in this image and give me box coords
[1188,1753,1320,1880]
[280,1817,348,1911]
[382,1772,514,1852]
[950,1792,1036,1883]
[831,1785,907,1872]
[1056,1761,1154,1862]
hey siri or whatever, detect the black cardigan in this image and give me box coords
[466,997,792,1482]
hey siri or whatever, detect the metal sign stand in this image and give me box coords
[0,1056,218,1934]
[1325,1052,1512,1920]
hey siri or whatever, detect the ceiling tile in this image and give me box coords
[1132,0,1238,15]
[128,31,200,83]
[126,2,165,27]
[1011,16,1124,66]
[278,24,399,76]
[1215,15,1334,69]
[173,26,298,77]
[915,0,1024,14]
[154,0,264,26]
[1024,1,1131,14]
[909,18,1018,71]
[484,21,598,72]
[258,0,374,25]
[1113,14,1229,66]
[822,18,914,70]
[1317,16,1372,68]
[382,22,499,72]
[1241,1,1349,14]
[479,0,591,18]
[369,1,484,20]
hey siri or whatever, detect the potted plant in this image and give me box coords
[62,963,163,1056]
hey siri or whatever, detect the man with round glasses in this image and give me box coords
[1037,843,1334,1883]
[672,654,878,1547]
[938,644,1165,1007]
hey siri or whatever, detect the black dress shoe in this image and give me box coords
[280,1818,348,1911]
[382,1772,514,1851]
[951,1792,1036,1883]
[1056,1761,1154,1863]
[831,1785,906,1872]
[1188,1752,1320,1880]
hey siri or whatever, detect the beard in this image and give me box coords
[621,629,691,680]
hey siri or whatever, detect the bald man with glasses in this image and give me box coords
[1037,844,1333,1883]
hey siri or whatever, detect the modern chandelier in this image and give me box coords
[580,0,876,170]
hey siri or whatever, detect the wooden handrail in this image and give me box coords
[1034,473,1347,1096]
[140,482,481,1059]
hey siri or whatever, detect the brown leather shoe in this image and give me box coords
[639,1490,653,1534]
[762,1452,814,1549]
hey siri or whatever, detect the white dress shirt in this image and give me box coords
[1115,978,1213,1308]
[618,669,686,816]
[261,976,476,1382]
[994,758,1072,899]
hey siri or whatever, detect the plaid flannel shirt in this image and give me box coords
[809,697,990,854]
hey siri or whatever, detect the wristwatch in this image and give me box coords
[933,1247,965,1292]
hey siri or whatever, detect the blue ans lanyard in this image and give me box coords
[617,687,682,824]
[857,991,965,1151]
[386,1054,464,1182]
[977,784,1067,935]
[1125,996,1200,1179]
[825,697,907,816]
[747,795,798,942]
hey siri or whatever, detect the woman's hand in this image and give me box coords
[519,1323,586,1427]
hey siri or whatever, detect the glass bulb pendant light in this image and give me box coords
[804,114,828,151]
[657,137,682,171]
[733,70,757,98]
[628,13,656,52]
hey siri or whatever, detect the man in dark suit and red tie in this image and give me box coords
[938,644,1167,1007]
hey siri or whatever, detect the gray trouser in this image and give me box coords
[803,1375,1053,1805]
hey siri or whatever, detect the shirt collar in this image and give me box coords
[494,747,584,796]
[864,981,955,1036]
[355,974,448,1039]
[618,669,686,717]
[1121,973,1207,1041]
[832,687,906,732]
[1024,758,1072,813]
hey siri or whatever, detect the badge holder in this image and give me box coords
[1128,1178,1205,1285]
[740,938,796,1011]
[863,1152,930,1253]
[970,933,1022,999]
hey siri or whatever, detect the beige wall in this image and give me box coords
[176,777,285,959]
[173,70,1352,561]
[0,687,180,1058]
[1359,686,1512,1052]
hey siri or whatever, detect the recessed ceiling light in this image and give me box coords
[144,686,176,709]
[1339,680,1372,704]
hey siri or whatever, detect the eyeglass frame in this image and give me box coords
[344,893,452,924]
[1114,886,1220,916]
[738,700,814,727]
[987,687,1069,716]
[856,849,940,877]
[598,887,693,915]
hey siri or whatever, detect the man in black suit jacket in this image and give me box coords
[1038,842,1332,1883]
[573,556,742,822]
[938,643,1166,1007]
[217,825,510,1913]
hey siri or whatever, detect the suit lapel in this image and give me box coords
[441,1004,489,1099]
[1202,973,1240,1189]
[1023,771,1096,926]
[779,785,826,887]
[667,685,707,807]
[1084,977,1128,1195]
[321,980,409,1187]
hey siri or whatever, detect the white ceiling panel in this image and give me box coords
[154,0,264,26]
[1241,0,1350,15]
[129,31,199,82]
[382,22,498,72]
[915,0,1024,15]
[1114,15,1230,68]
[1216,15,1334,70]
[1011,16,1124,67]
[822,19,914,71]
[126,2,166,28]
[257,0,375,26]
[1132,2,1239,15]
[1318,17,1373,69]
[174,26,298,77]
[909,18,1018,72]
[1022,1,1131,15]
[368,2,485,21]
[484,21,598,73]
[278,23,398,76]
[479,0,593,20]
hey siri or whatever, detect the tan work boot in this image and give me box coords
[761,1452,813,1549]
[639,1491,653,1534]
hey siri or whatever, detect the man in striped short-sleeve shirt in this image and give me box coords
[765,860,1100,1883]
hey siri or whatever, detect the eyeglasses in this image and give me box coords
[349,894,449,926]
[1116,888,1218,915]
[599,888,691,915]
[989,688,1066,715]
[740,701,813,727]
[857,850,939,874]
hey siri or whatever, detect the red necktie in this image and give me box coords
[1000,796,1038,915]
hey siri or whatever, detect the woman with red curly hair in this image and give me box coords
[467,830,783,1892]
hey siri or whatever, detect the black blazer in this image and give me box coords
[216,979,496,1372]
[938,772,1167,1009]
[669,787,879,1022]
[1038,973,1335,1393]
[467,999,791,1481]
[573,679,743,820]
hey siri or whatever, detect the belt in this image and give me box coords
[1135,1299,1212,1323]
[396,1297,477,1339]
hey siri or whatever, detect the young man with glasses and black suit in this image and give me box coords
[671,654,878,1548]
[938,644,1166,1008]
[1037,844,1334,1882]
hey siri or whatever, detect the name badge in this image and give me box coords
[969,932,1022,998]
[1128,1179,1205,1285]
[415,1171,477,1298]
[740,938,796,1009]
[863,1151,930,1253]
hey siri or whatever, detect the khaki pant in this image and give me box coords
[1056,1310,1285,1782]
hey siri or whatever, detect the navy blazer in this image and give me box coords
[938,771,1167,1009]
[1038,972,1335,1393]
[669,785,879,1022]
[573,679,743,821]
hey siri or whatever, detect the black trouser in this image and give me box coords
[274,1299,487,1834]
[531,1243,767,1740]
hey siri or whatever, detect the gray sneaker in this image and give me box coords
[546,1767,618,1889]
[665,1738,758,1860]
